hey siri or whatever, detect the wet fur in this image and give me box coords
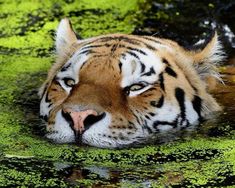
[39,19,225,148]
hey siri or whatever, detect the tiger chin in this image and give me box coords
[39,18,225,148]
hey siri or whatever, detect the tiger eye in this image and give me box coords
[63,78,75,87]
[124,83,146,95]
[129,84,144,91]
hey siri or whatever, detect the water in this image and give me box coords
[2,67,234,187]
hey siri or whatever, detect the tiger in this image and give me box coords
[39,18,225,148]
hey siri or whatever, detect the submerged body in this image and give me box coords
[39,19,224,148]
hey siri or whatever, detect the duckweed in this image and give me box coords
[0,0,235,187]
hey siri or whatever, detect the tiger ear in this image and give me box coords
[55,18,78,55]
[193,32,225,65]
[192,32,226,90]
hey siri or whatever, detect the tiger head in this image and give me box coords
[39,19,224,148]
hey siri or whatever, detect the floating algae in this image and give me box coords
[0,0,235,187]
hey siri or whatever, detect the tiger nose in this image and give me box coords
[63,108,98,134]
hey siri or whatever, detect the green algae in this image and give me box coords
[0,0,235,187]
[0,158,70,187]
[0,0,148,157]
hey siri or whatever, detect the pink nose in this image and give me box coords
[64,108,98,134]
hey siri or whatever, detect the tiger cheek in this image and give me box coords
[48,84,68,106]
[129,93,155,110]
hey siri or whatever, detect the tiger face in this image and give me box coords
[39,19,224,148]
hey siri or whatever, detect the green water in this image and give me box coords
[0,0,235,187]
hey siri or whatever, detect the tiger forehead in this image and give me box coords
[79,56,121,83]
[78,33,169,55]
[57,33,178,88]
[77,34,176,65]
[80,37,141,57]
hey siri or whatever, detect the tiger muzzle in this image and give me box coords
[62,108,106,140]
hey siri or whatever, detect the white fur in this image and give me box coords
[56,51,89,93]
[121,48,164,97]
[55,18,77,55]
[185,101,199,124]
[206,33,225,64]
[82,113,114,147]
[153,102,180,122]
[56,19,69,48]
[82,113,148,148]
[157,125,173,131]
[46,110,75,143]
[40,93,52,117]
[194,33,226,83]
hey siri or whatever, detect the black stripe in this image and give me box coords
[150,95,164,108]
[157,95,164,108]
[119,36,142,45]
[84,36,156,51]
[61,110,74,130]
[82,37,112,46]
[192,95,202,121]
[159,73,165,91]
[45,92,51,103]
[145,44,156,51]
[119,36,156,50]
[126,51,140,59]
[48,108,53,116]
[53,79,63,87]
[125,46,147,55]
[142,67,155,76]
[39,115,48,122]
[128,121,136,129]
[165,66,177,77]
[143,120,153,134]
[132,112,141,125]
[171,59,198,92]
[153,120,177,129]
[99,36,117,42]
[81,44,103,50]
[162,58,170,65]
[149,112,155,116]
[79,49,96,55]
[93,36,139,46]
[61,63,71,72]
[80,61,87,70]
[80,37,109,46]
[111,44,118,53]
[145,115,151,120]
[121,53,126,60]
[175,87,186,120]
[119,61,122,73]
[140,62,145,73]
